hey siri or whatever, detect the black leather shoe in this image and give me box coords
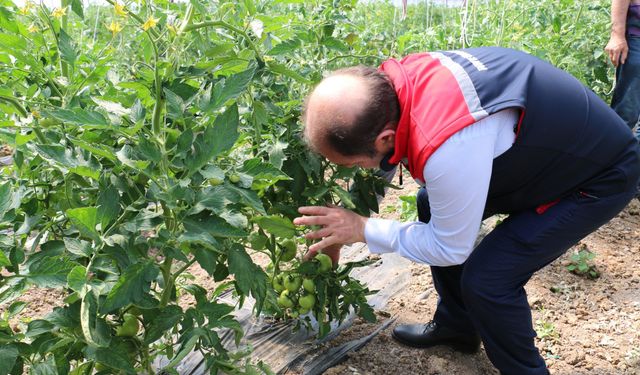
[391,321,481,353]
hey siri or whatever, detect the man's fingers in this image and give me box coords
[297,206,331,215]
[308,237,337,254]
[303,248,318,261]
[305,228,332,240]
[293,216,329,226]
[621,50,628,65]
[609,51,618,67]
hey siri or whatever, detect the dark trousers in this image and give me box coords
[416,145,640,375]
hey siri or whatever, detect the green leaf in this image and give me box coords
[175,128,193,157]
[357,301,377,322]
[0,278,28,305]
[253,215,295,238]
[70,0,84,18]
[137,137,162,163]
[192,247,217,277]
[84,346,135,374]
[97,185,120,229]
[25,319,54,337]
[241,158,291,190]
[59,29,77,67]
[200,302,235,322]
[0,182,13,218]
[33,144,83,168]
[0,7,18,33]
[164,88,186,120]
[0,250,10,267]
[68,137,117,162]
[266,61,311,83]
[81,292,113,347]
[267,38,301,56]
[31,357,58,375]
[70,166,100,180]
[205,65,256,112]
[224,182,265,214]
[116,145,150,170]
[322,36,349,53]
[7,301,26,317]
[183,216,247,239]
[67,265,87,293]
[200,165,225,180]
[188,186,234,215]
[268,140,287,169]
[219,211,248,228]
[129,99,146,124]
[228,244,268,313]
[66,207,100,241]
[144,305,183,344]
[0,345,19,375]
[26,256,77,288]
[15,131,35,146]
[186,105,239,174]
[46,108,109,127]
[332,185,356,209]
[64,237,93,258]
[101,262,160,313]
[163,333,201,370]
[118,82,154,107]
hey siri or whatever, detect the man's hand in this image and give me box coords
[293,206,368,255]
[605,34,628,67]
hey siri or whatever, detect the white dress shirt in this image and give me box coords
[364,109,519,266]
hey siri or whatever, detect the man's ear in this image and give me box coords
[374,125,396,152]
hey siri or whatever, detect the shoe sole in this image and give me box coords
[391,331,480,354]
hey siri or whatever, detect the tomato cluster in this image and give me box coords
[268,242,334,320]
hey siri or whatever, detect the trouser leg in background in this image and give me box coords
[611,36,640,140]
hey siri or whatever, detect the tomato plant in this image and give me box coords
[0,0,385,373]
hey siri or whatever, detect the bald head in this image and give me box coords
[304,74,369,151]
[302,66,400,158]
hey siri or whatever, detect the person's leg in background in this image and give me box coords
[611,36,640,140]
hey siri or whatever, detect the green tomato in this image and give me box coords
[298,306,310,315]
[228,174,241,183]
[39,118,59,127]
[315,253,333,273]
[289,310,300,318]
[128,306,143,316]
[272,275,284,293]
[283,274,302,292]
[302,278,315,293]
[277,290,294,308]
[265,262,274,274]
[116,314,139,337]
[299,294,316,310]
[208,177,224,186]
[280,239,297,262]
[95,362,109,371]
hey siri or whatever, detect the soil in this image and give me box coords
[323,177,640,375]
